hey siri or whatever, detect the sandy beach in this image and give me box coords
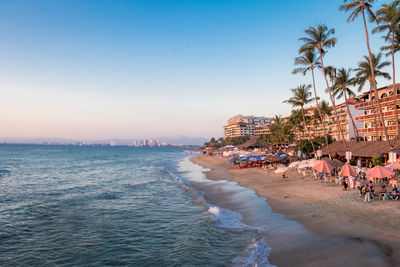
[191,154,400,266]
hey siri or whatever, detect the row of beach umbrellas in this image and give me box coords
[312,160,397,179]
[229,153,289,164]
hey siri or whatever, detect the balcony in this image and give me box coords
[357,125,397,133]
[355,94,400,109]
[355,110,397,121]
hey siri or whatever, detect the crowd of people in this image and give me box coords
[312,158,399,203]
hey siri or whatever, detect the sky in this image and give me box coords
[0,0,398,140]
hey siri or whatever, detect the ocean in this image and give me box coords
[0,145,273,266]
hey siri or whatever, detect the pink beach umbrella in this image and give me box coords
[339,162,357,177]
[385,162,400,172]
[312,160,334,174]
[368,166,394,179]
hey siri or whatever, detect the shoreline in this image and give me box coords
[190,154,400,265]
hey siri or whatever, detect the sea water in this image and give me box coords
[0,145,273,266]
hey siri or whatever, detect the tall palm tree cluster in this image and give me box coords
[283,0,400,157]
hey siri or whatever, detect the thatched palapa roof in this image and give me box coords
[321,140,400,158]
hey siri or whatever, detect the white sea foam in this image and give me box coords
[207,205,274,266]
[232,238,275,267]
[171,158,274,267]
[207,206,265,232]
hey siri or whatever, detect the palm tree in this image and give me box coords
[283,84,316,153]
[290,109,305,145]
[325,65,337,89]
[313,99,332,131]
[293,49,331,157]
[354,53,391,140]
[373,0,400,138]
[381,26,400,55]
[319,100,332,117]
[298,24,347,147]
[314,100,332,123]
[271,115,284,143]
[332,68,360,141]
[340,0,390,141]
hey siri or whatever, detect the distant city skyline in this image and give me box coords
[0,0,397,139]
[0,135,208,146]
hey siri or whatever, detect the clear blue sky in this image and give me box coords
[0,0,396,139]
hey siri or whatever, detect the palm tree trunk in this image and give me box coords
[344,89,359,141]
[391,30,400,138]
[296,122,302,146]
[301,107,316,153]
[369,83,381,140]
[311,68,331,158]
[362,9,390,141]
[318,52,347,147]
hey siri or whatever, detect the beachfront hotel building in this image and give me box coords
[292,101,364,142]
[354,84,400,141]
[223,115,272,138]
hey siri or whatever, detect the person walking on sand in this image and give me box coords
[282,171,287,183]
[364,185,371,203]
[349,176,355,189]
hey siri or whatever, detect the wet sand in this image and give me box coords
[190,154,400,266]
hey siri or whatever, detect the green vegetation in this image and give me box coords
[298,135,334,154]
[371,156,385,166]
[203,136,249,148]
[224,136,250,146]
[203,137,224,148]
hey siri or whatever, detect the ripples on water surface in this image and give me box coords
[0,145,263,266]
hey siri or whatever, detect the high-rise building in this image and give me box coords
[224,115,272,138]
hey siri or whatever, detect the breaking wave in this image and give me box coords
[168,162,275,267]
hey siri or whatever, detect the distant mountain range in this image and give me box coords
[0,135,209,146]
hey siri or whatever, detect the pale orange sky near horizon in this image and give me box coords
[1,0,397,140]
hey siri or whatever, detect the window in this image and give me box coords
[387,120,395,126]
[381,93,388,98]
[372,96,375,100]
[389,91,393,95]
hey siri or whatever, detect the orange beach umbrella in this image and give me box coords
[368,166,394,179]
[312,160,334,173]
[339,162,357,177]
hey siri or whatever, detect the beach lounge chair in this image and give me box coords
[379,193,388,201]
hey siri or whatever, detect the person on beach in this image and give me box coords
[282,171,287,182]
[359,184,365,196]
[391,186,400,200]
[342,178,348,191]
[364,185,372,203]
[349,176,355,189]
[369,181,374,199]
